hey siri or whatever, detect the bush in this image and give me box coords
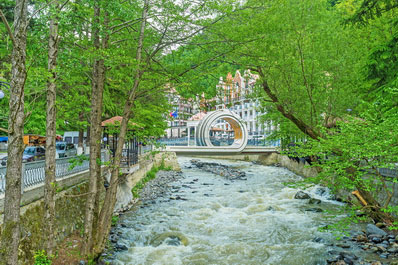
[34,250,51,265]
[111,215,119,226]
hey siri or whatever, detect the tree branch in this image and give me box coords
[0,8,15,45]
[257,67,321,140]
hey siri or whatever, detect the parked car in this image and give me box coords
[253,135,265,140]
[1,146,46,166]
[56,142,77,158]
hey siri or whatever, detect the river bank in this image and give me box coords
[98,157,398,265]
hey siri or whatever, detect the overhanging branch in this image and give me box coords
[0,8,15,45]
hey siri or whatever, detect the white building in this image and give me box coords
[214,70,274,137]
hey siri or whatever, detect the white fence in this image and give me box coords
[0,150,109,194]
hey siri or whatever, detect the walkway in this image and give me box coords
[0,150,109,194]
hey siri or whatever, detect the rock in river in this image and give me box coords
[294,191,311,199]
[309,198,321,204]
[366,224,387,237]
[305,207,323,213]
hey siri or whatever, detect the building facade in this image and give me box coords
[165,87,198,138]
[163,70,276,144]
[214,70,274,137]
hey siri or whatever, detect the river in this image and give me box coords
[102,157,370,265]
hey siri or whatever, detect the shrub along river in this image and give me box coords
[100,157,397,265]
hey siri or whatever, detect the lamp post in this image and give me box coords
[0,81,10,99]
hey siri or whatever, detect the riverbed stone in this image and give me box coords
[366,224,387,236]
[115,243,128,251]
[343,257,353,265]
[370,247,379,252]
[355,234,368,242]
[340,252,358,260]
[294,191,311,199]
[313,237,325,243]
[370,236,382,244]
[336,243,350,249]
[309,198,321,204]
[375,222,385,228]
[306,207,323,212]
[376,245,387,252]
[326,256,339,263]
[388,247,398,253]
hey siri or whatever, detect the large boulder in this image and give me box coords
[366,224,387,237]
[294,191,311,199]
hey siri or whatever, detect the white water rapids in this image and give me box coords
[105,157,349,265]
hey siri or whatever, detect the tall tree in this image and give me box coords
[93,0,149,254]
[44,0,60,256]
[82,0,108,255]
[0,0,27,264]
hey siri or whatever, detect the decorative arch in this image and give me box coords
[195,110,248,152]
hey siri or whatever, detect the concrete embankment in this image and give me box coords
[192,153,318,178]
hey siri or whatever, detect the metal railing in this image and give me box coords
[378,168,398,178]
[140,144,152,154]
[157,136,281,147]
[0,150,110,194]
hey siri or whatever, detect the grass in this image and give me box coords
[131,159,172,198]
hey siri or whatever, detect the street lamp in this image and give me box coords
[0,81,10,99]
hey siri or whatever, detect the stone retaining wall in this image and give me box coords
[1,169,108,264]
[0,152,180,264]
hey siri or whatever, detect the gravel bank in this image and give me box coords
[138,170,184,202]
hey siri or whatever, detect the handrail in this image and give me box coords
[0,150,110,194]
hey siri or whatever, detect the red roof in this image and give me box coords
[102,116,123,126]
[102,116,139,127]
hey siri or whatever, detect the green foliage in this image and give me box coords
[347,0,398,24]
[68,155,89,170]
[291,88,398,221]
[111,215,119,227]
[33,250,52,265]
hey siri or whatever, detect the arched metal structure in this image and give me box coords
[195,110,248,152]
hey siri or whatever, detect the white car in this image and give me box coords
[56,142,77,158]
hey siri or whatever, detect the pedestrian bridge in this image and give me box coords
[165,110,279,155]
[165,145,278,155]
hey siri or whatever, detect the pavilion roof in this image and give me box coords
[188,112,207,121]
[101,116,139,127]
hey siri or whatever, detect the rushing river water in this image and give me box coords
[104,157,354,265]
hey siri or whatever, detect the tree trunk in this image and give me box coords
[78,112,84,148]
[44,0,60,256]
[345,167,393,223]
[92,10,109,244]
[82,1,106,255]
[257,68,320,140]
[0,1,27,264]
[93,0,149,256]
